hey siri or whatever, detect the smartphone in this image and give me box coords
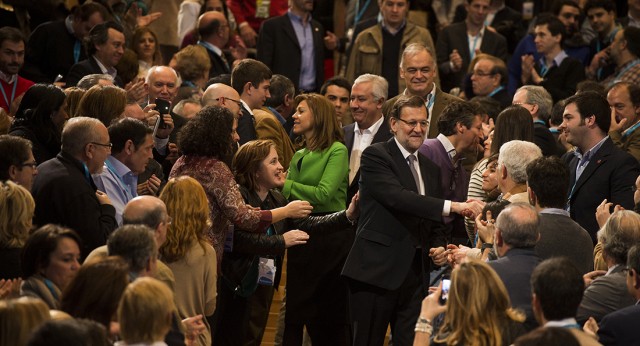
[154,98,171,128]
[439,279,451,305]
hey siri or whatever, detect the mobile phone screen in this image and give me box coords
[440,279,451,304]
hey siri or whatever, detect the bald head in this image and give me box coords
[123,196,167,229]
[145,66,179,102]
[198,11,229,46]
[202,83,242,117]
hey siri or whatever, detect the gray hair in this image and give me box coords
[77,74,114,90]
[498,140,542,184]
[61,117,104,156]
[353,74,388,102]
[107,224,158,274]
[172,98,202,117]
[495,202,540,248]
[400,42,436,68]
[598,210,640,265]
[517,85,553,123]
[145,65,179,84]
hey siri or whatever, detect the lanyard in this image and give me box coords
[0,78,18,108]
[426,92,435,109]
[73,40,81,63]
[488,85,504,97]
[623,120,640,139]
[534,119,546,126]
[354,0,372,25]
[539,60,551,77]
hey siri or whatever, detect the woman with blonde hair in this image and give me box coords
[173,45,211,100]
[415,261,526,346]
[282,93,350,344]
[117,277,176,346]
[0,297,50,346]
[0,181,35,280]
[76,85,127,126]
[159,176,216,346]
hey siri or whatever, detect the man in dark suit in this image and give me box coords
[256,0,329,93]
[436,0,508,92]
[382,43,462,139]
[23,2,108,83]
[65,21,125,87]
[197,11,245,79]
[489,202,541,331]
[527,157,594,275]
[232,59,273,145]
[342,95,484,346]
[560,91,639,242]
[513,85,565,157]
[592,244,640,345]
[344,74,392,205]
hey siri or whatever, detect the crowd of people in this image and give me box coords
[1,0,640,345]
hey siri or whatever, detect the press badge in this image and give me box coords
[257,257,276,286]
[224,224,234,252]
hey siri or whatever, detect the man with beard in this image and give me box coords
[0,27,34,112]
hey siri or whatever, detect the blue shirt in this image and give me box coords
[287,10,316,92]
[92,156,138,225]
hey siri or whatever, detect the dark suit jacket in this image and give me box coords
[577,265,636,324]
[201,45,231,78]
[32,151,117,258]
[238,104,258,145]
[342,138,447,291]
[536,56,585,103]
[343,117,392,205]
[597,304,640,346]
[534,121,563,157]
[489,247,540,330]
[436,22,508,92]
[23,20,87,83]
[382,87,463,139]
[257,14,325,92]
[567,138,639,242]
[453,4,524,54]
[534,212,594,275]
[65,57,124,87]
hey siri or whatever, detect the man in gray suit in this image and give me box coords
[526,156,594,275]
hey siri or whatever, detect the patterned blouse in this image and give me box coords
[170,155,272,265]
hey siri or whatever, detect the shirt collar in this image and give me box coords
[394,137,418,159]
[92,56,117,78]
[574,136,608,161]
[198,40,222,57]
[545,318,579,328]
[105,156,133,178]
[436,133,456,159]
[381,19,407,35]
[287,9,312,25]
[240,99,253,116]
[354,114,384,135]
[65,15,75,36]
[0,70,16,84]
[539,208,570,217]
[539,50,568,68]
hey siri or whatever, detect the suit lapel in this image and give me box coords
[282,16,301,50]
[344,124,355,155]
[571,139,612,199]
[387,138,419,193]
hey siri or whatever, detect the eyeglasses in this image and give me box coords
[164,216,172,225]
[472,71,496,77]
[396,118,429,129]
[90,142,113,149]
[216,97,242,108]
[21,161,37,169]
